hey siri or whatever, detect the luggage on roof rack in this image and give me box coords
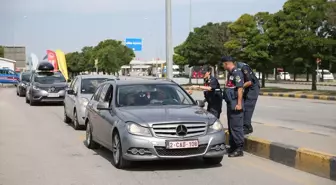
[37,61,54,71]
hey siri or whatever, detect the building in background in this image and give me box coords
[3,46,26,71]
[0,57,16,71]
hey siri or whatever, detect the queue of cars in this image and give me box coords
[15,62,227,169]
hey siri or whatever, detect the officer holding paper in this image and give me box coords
[221,56,244,157]
[190,66,222,119]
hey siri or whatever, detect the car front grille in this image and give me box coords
[152,122,207,138]
[39,87,65,92]
[154,144,207,156]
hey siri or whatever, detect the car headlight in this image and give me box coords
[208,120,224,133]
[126,122,152,136]
[80,97,89,107]
[33,86,39,90]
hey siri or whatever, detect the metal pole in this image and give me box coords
[165,0,173,79]
[188,0,192,84]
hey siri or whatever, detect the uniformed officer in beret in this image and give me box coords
[236,61,260,135]
[221,56,244,157]
[191,66,222,119]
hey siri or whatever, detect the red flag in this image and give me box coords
[46,50,58,71]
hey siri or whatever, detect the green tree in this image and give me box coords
[268,0,330,90]
[94,39,135,75]
[65,52,85,76]
[177,22,231,76]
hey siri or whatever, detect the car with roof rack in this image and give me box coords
[25,61,68,106]
[84,78,226,169]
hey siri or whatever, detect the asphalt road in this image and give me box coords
[189,90,336,136]
[0,88,334,185]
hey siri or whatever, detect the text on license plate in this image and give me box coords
[48,93,59,97]
[167,140,199,149]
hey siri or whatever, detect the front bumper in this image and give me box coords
[31,89,66,103]
[121,131,226,161]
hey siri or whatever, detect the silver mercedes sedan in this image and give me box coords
[85,79,226,169]
[63,75,116,130]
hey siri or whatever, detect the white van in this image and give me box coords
[278,72,291,80]
[316,69,334,81]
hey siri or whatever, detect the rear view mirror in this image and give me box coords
[97,102,110,110]
[67,89,75,95]
[196,100,205,108]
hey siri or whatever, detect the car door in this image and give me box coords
[99,84,118,148]
[89,85,104,142]
[64,77,77,118]
[69,78,80,119]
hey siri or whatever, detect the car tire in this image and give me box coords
[73,110,82,130]
[111,131,130,169]
[85,120,99,149]
[25,96,29,103]
[29,97,36,106]
[63,107,71,124]
[203,157,223,165]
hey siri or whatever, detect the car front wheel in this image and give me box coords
[111,131,130,169]
[85,120,99,149]
[63,107,71,124]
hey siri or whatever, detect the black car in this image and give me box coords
[16,71,32,97]
[25,62,68,106]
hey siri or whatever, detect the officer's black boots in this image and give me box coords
[244,126,253,135]
[228,148,244,157]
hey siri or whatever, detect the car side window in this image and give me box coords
[105,85,114,107]
[98,84,110,102]
[93,85,103,101]
[73,78,80,93]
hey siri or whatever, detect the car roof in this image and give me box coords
[79,74,116,79]
[100,77,176,86]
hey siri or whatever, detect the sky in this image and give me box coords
[0,0,287,61]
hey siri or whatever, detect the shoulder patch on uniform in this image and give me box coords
[235,75,241,83]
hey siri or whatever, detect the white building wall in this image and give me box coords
[0,59,15,71]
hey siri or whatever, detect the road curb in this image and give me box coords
[224,131,336,181]
[266,81,336,87]
[259,92,336,101]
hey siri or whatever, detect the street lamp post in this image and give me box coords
[165,0,173,79]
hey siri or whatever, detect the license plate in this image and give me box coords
[48,93,59,97]
[166,140,199,149]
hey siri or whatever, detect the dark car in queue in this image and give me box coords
[16,71,32,97]
[85,79,226,169]
[25,62,68,106]
[64,75,116,130]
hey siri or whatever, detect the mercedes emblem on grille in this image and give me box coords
[176,125,188,136]
[49,87,56,92]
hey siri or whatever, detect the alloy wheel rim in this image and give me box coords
[112,135,120,164]
[86,124,91,145]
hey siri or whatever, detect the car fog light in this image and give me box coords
[215,145,221,151]
[139,149,145,155]
[220,144,226,150]
[131,148,138,155]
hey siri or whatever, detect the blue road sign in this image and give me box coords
[125,38,142,51]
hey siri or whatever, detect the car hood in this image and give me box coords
[33,82,68,88]
[117,106,217,127]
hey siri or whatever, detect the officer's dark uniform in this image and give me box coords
[204,76,222,119]
[237,62,260,134]
[223,67,245,155]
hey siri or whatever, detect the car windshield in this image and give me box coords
[117,84,195,107]
[21,73,31,82]
[81,78,107,94]
[322,71,331,75]
[34,72,66,84]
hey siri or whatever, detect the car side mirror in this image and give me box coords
[196,100,205,108]
[67,89,75,95]
[97,102,111,110]
[67,79,71,83]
